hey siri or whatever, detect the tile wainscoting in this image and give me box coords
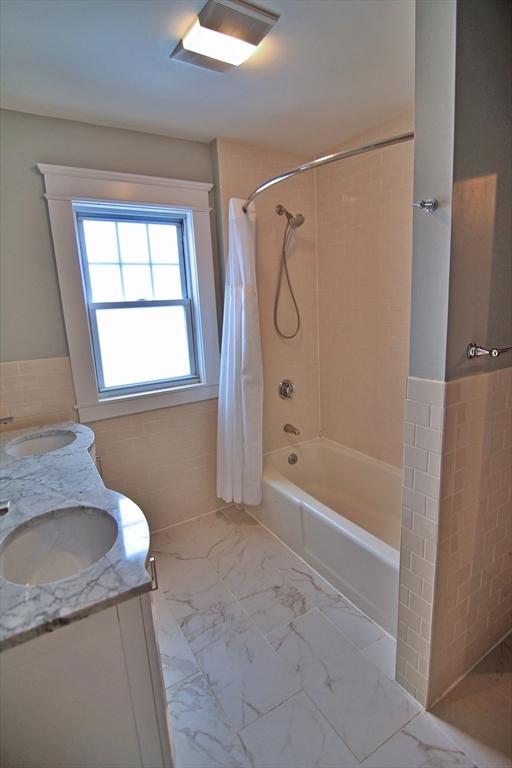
[0,356,221,531]
[429,366,512,705]
[0,357,76,429]
[397,376,445,706]
[398,368,512,707]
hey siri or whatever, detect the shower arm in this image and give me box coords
[242,132,414,213]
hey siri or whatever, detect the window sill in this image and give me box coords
[78,382,218,423]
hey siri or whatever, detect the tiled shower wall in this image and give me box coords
[315,117,413,468]
[316,115,413,467]
[215,114,414,466]
[397,368,512,707]
[214,139,320,453]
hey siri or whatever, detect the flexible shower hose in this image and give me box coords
[274,222,301,339]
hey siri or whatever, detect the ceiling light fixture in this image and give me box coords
[170,0,279,72]
[182,18,256,66]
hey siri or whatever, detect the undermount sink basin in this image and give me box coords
[6,429,77,458]
[0,507,118,586]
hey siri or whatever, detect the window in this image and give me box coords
[76,206,198,396]
[40,165,219,421]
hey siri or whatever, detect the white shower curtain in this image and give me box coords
[217,198,263,505]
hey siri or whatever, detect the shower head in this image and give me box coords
[276,204,305,229]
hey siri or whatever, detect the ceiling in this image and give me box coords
[0,0,414,155]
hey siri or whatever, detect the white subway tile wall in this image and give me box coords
[0,357,76,428]
[316,129,413,468]
[215,139,321,453]
[0,356,220,531]
[397,376,445,706]
[429,367,512,705]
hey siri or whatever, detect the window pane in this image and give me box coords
[96,306,192,388]
[148,224,180,263]
[83,220,118,263]
[117,222,149,263]
[89,265,123,302]
[122,265,153,300]
[152,265,183,299]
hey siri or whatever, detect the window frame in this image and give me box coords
[39,164,219,422]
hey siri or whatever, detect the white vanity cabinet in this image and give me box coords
[0,592,173,768]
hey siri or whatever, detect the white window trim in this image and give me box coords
[39,164,220,422]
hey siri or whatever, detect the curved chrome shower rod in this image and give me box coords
[242,131,414,213]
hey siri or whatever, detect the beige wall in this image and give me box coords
[316,115,413,468]
[0,110,221,532]
[214,139,320,453]
[0,109,215,363]
[446,0,512,379]
[409,0,456,381]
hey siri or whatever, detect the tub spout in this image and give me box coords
[284,423,300,436]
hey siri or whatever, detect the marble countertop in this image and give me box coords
[0,421,151,650]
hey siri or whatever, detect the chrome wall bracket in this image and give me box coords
[411,199,439,213]
[466,342,512,359]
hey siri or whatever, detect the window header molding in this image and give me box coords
[37,164,213,211]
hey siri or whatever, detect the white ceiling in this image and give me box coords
[0,0,414,155]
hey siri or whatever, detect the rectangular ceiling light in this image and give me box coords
[170,0,279,72]
[182,19,256,66]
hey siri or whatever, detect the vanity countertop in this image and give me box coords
[0,422,151,650]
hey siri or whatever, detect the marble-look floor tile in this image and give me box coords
[152,593,199,689]
[180,600,252,655]
[152,551,236,624]
[214,534,285,600]
[362,633,397,680]
[152,509,241,563]
[195,618,301,732]
[362,712,475,767]
[239,573,312,635]
[238,691,359,768]
[270,552,344,608]
[269,609,419,761]
[321,598,385,650]
[167,672,249,768]
[222,506,266,534]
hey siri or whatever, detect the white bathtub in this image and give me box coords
[249,438,402,636]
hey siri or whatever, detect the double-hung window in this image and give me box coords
[76,207,197,396]
[40,165,219,421]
